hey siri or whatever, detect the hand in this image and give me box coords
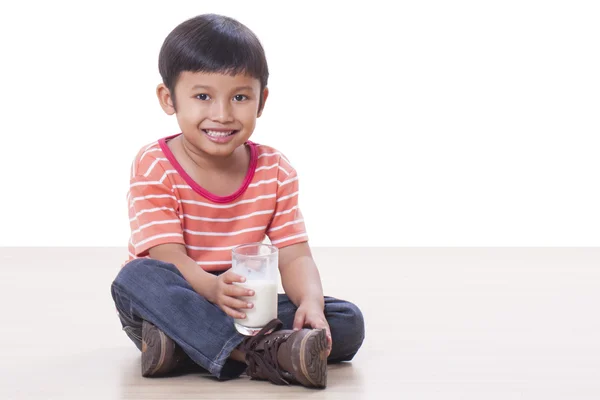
[293,300,332,355]
[206,270,254,320]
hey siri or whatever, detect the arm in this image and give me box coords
[279,242,332,352]
[149,243,216,297]
[279,242,324,309]
[148,243,252,319]
[262,152,330,347]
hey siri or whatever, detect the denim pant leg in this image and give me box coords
[110,258,247,379]
[276,295,365,362]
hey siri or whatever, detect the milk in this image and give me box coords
[234,280,278,328]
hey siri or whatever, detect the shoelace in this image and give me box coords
[239,319,290,385]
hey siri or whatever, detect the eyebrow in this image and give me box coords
[191,84,256,92]
[232,86,256,92]
[191,84,212,90]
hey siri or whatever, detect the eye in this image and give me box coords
[195,94,210,101]
[233,94,248,102]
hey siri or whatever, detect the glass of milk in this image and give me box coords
[231,243,279,336]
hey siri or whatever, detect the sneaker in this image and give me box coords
[141,320,188,377]
[239,319,328,388]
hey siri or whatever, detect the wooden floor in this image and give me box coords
[0,247,598,399]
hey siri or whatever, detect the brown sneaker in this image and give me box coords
[141,320,188,377]
[239,319,328,388]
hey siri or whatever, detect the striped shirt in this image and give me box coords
[127,134,308,271]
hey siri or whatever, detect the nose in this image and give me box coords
[210,99,234,123]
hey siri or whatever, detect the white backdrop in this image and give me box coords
[0,0,598,247]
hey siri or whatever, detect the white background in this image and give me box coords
[0,0,598,247]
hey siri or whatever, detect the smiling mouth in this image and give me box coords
[202,129,238,138]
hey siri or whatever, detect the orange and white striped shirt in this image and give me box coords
[127,134,308,271]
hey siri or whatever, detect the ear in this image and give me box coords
[257,87,269,117]
[156,83,176,115]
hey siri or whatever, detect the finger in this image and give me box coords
[225,283,254,298]
[222,270,246,284]
[221,304,246,320]
[293,311,306,331]
[308,319,333,353]
[224,296,254,311]
[317,323,333,356]
[324,325,333,355]
[320,322,332,342]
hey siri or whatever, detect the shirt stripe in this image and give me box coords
[271,233,308,245]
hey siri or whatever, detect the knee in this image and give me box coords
[342,301,365,344]
[330,300,365,357]
[112,258,168,291]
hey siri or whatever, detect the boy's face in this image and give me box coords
[157,71,268,158]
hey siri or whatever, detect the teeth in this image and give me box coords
[205,130,235,137]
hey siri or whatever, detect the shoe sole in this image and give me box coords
[297,329,328,388]
[141,321,177,377]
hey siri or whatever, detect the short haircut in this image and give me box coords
[158,14,269,110]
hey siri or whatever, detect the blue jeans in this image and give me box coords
[111,258,365,379]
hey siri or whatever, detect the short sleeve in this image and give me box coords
[128,175,185,257]
[266,161,308,248]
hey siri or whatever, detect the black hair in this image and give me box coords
[158,14,269,110]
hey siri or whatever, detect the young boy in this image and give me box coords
[110,14,364,389]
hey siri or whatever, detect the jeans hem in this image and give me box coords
[211,332,246,379]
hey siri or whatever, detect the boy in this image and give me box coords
[110,14,364,389]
